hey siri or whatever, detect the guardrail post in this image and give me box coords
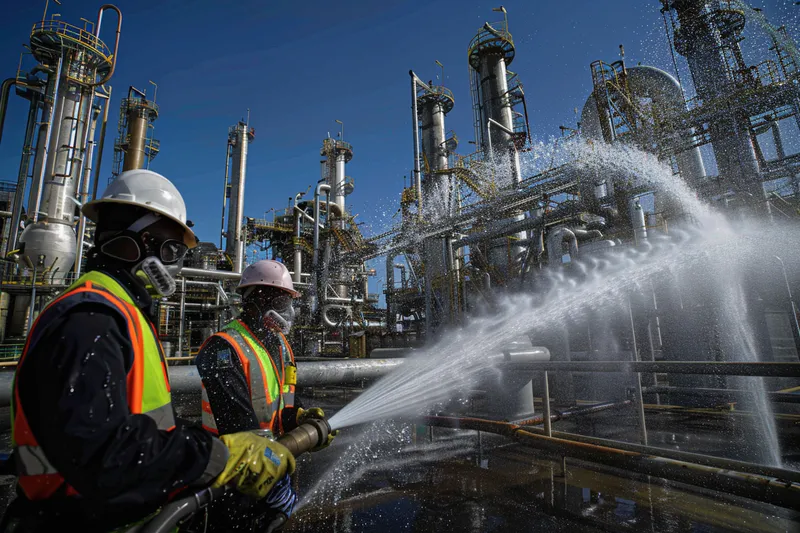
[543,371,552,437]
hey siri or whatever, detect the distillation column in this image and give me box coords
[225,121,254,273]
[664,0,763,203]
[320,138,353,221]
[19,7,120,282]
[417,82,456,330]
[468,11,526,280]
[111,86,159,180]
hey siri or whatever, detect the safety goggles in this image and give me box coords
[243,288,293,312]
[101,234,189,264]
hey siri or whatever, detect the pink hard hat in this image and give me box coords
[237,260,299,297]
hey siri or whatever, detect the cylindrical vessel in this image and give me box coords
[334,152,346,212]
[44,82,88,223]
[225,122,253,269]
[123,108,148,171]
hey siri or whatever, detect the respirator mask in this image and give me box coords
[244,289,296,334]
[99,213,189,297]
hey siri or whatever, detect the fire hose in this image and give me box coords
[131,418,333,533]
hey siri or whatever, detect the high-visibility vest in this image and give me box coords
[200,320,283,435]
[11,271,174,501]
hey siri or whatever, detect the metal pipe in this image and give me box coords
[421,415,800,511]
[311,183,331,313]
[26,264,37,335]
[177,278,186,357]
[91,85,111,200]
[32,52,64,222]
[547,227,578,266]
[410,71,423,217]
[185,280,231,304]
[293,193,302,284]
[0,78,16,146]
[542,371,552,437]
[179,267,241,281]
[219,141,231,250]
[7,93,40,255]
[74,102,101,276]
[643,386,800,404]
[92,5,122,88]
[775,255,800,354]
[628,298,648,445]
[631,198,648,244]
[516,400,633,427]
[500,360,800,377]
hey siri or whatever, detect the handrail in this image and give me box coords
[31,20,112,58]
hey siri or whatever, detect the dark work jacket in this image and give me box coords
[194,324,301,533]
[196,325,301,436]
[5,253,227,532]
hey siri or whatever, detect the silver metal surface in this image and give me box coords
[225,122,251,271]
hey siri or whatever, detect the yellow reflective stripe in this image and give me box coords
[75,271,173,417]
[226,328,273,427]
[227,321,282,414]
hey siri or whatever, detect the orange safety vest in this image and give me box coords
[11,271,175,501]
[200,320,285,435]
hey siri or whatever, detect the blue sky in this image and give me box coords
[1,0,798,292]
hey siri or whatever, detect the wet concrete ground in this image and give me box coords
[0,392,798,532]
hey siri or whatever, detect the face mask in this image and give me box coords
[138,256,178,297]
[99,213,189,297]
[244,291,295,334]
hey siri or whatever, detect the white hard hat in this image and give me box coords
[237,260,298,297]
[83,169,197,248]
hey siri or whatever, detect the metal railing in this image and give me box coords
[31,20,112,60]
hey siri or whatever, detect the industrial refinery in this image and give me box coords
[0,0,799,531]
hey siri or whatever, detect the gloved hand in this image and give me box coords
[296,407,338,451]
[212,432,296,499]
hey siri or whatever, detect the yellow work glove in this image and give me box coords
[212,432,296,499]
[296,407,338,451]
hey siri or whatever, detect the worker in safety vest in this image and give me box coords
[2,170,294,533]
[196,259,335,532]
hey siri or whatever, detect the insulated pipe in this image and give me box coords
[385,253,395,329]
[92,5,122,88]
[322,304,351,328]
[547,227,578,266]
[91,86,111,200]
[630,198,647,244]
[74,103,101,276]
[311,183,331,313]
[179,267,241,281]
[293,193,303,284]
[0,79,16,146]
[7,93,40,255]
[31,53,64,222]
[177,278,186,357]
[410,71,423,217]
[219,142,231,250]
